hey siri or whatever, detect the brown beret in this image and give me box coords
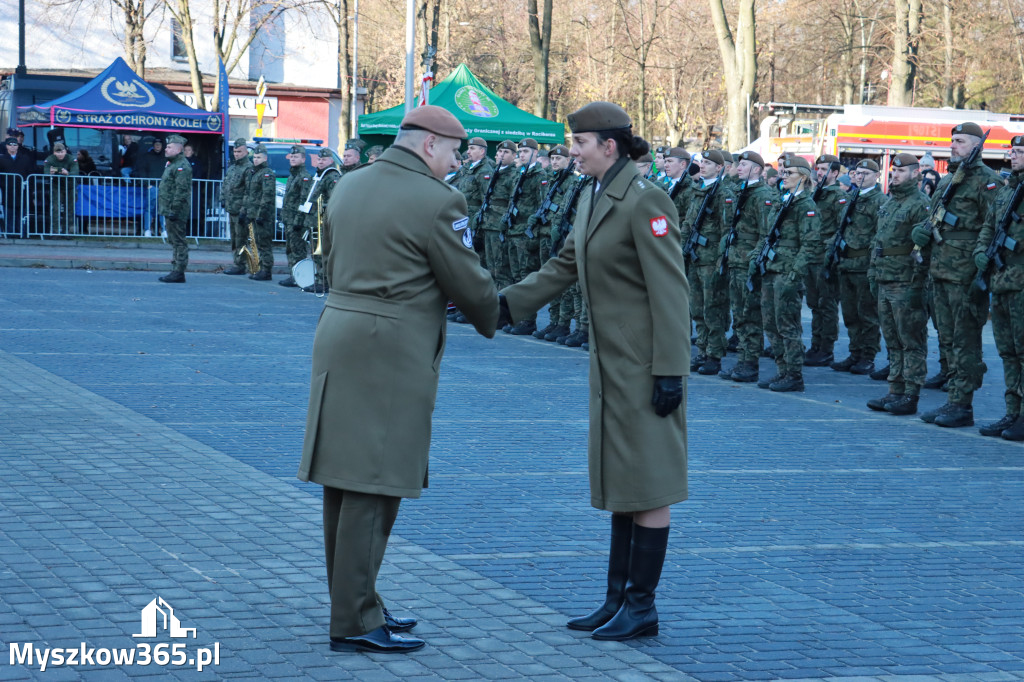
[497,140,517,152]
[316,148,333,158]
[567,101,631,134]
[518,138,538,150]
[891,153,920,168]
[816,154,840,166]
[702,149,727,166]
[289,144,306,155]
[784,155,813,172]
[467,137,487,148]
[738,150,764,167]
[233,137,248,149]
[400,104,467,139]
[952,122,985,138]
[856,159,880,172]
[1012,136,1024,148]
[636,152,653,163]
[667,147,690,161]
[549,144,570,157]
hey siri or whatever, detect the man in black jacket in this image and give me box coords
[133,138,166,237]
[0,136,35,235]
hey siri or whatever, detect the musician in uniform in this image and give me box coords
[222,139,255,275]
[241,144,277,281]
[299,149,343,293]
[279,144,313,287]
[157,134,193,283]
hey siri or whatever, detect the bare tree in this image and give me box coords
[888,0,923,106]
[527,0,553,118]
[113,0,160,76]
[615,0,668,138]
[941,0,965,107]
[709,0,757,147]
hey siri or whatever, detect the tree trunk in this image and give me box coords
[527,0,552,118]
[337,0,351,141]
[709,0,756,148]
[121,0,147,77]
[888,0,922,106]
[173,0,206,110]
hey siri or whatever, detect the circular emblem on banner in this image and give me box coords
[206,115,221,132]
[55,109,72,124]
[455,86,498,118]
[100,76,156,108]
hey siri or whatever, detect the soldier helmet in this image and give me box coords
[891,153,920,168]
[952,122,984,138]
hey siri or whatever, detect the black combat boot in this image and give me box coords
[730,361,759,383]
[278,276,298,287]
[850,356,875,375]
[591,524,668,641]
[158,271,185,283]
[867,393,900,412]
[718,362,734,380]
[869,364,890,380]
[545,325,570,342]
[757,372,782,389]
[727,334,739,353]
[533,322,557,339]
[831,355,857,372]
[567,515,633,632]
[556,329,574,344]
[689,354,707,372]
[923,371,948,390]
[223,265,246,275]
[510,319,537,336]
[1000,416,1024,441]
[454,312,468,324]
[979,413,1018,437]
[251,268,271,281]
[921,402,952,424]
[885,394,919,415]
[770,372,804,392]
[698,357,721,376]
[934,403,973,428]
[804,348,834,367]
[566,329,588,348]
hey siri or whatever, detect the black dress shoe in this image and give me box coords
[382,606,417,632]
[329,626,424,654]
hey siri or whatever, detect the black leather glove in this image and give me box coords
[651,376,683,417]
[497,294,513,329]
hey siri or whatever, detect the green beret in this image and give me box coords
[856,159,880,172]
[289,144,306,155]
[316,148,333,158]
[952,122,985,138]
[567,101,631,134]
[518,138,538,150]
[233,137,248,149]
[252,144,268,155]
[891,153,919,168]
[166,134,187,146]
[738,150,764,167]
[497,140,517,152]
[549,144,570,157]
[667,147,690,161]
[815,154,840,166]
[701,149,727,166]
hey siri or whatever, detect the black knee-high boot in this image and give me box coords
[567,513,633,631]
[591,524,668,641]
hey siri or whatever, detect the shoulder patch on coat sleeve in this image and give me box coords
[452,217,469,231]
[650,215,669,237]
[462,228,474,248]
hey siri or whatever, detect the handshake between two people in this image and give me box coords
[494,294,683,418]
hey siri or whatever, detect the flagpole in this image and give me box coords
[404,0,415,114]
[350,0,359,139]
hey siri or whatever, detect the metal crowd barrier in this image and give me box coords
[10,174,286,243]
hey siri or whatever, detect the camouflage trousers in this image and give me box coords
[538,234,560,320]
[559,282,588,329]
[229,213,247,268]
[805,262,840,353]
[932,279,989,405]
[925,279,947,375]
[690,264,729,359]
[254,219,274,271]
[761,272,804,375]
[49,188,76,235]
[509,235,540,322]
[728,267,763,362]
[990,289,1024,415]
[877,282,927,396]
[164,217,189,273]
[483,231,513,290]
[838,270,880,359]
[286,226,309,268]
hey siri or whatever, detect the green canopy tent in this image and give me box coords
[357,63,565,150]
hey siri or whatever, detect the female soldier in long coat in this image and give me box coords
[501,102,690,641]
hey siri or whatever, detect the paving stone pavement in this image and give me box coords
[1,266,1023,681]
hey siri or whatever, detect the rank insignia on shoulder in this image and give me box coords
[452,217,469,231]
[462,228,474,249]
[650,215,668,237]
[636,180,647,189]
[986,182,998,190]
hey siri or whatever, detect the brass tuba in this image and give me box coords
[239,221,260,274]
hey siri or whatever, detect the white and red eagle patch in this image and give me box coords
[650,215,669,237]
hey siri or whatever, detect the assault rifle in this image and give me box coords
[474,165,503,229]
[975,180,1024,292]
[551,176,590,257]
[718,180,750,276]
[683,167,726,263]
[532,162,576,228]
[500,165,529,241]
[747,193,795,292]
[812,161,839,203]
[821,184,861,280]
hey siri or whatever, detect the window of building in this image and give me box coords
[171,18,188,63]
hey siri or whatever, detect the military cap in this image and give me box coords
[366,145,384,157]
[549,144,570,157]
[1012,136,1024,148]
[166,134,187,146]
[289,144,306,155]
[702,149,727,166]
[497,140,517,152]
[518,138,539,150]
[2,137,16,146]
[636,152,653,163]
[855,159,880,172]
[346,138,367,150]
[655,145,667,154]
[731,152,743,163]
[891,153,920,168]
[345,142,363,152]
[738,150,764,167]
[467,137,487,148]
[784,155,813,176]
[815,154,840,166]
[567,101,631,134]
[5,127,18,136]
[765,167,778,179]
[252,144,268,155]
[952,121,984,138]
[52,142,66,152]
[316,148,333,158]
[667,147,690,161]
[233,137,248,149]
[399,104,467,139]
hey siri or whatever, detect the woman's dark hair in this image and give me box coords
[595,129,650,161]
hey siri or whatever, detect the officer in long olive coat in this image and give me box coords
[298,105,499,655]
[501,102,689,643]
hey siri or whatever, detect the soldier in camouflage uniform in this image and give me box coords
[43,142,78,234]
[912,122,1000,428]
[222,138,254,275]
[751,155,821,392]
[832,159,888,375]
[475,140,518,293]
[661,147,693,227]
[447,137,495,322]
[299,148,342,293]
[865,153,932,415]
[547,169,591,346]
[804,155,844,366]
[241,143,277,281]
[684,149,735,375]
[157,134,193,283]
[720,151,773,383]
[974,135,1024,439]
[340,143,363,174]
[503,138,550,335]
[279,144,313,287]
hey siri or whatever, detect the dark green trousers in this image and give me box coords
[322,487,401,638]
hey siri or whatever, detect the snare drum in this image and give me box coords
[292,258,316,289]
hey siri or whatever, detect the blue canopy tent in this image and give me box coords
[15,57,224,135]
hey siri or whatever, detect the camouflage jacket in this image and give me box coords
[530,165,577,238]
[728,180,774,259]
[663,174,693,228]
[302,166,342,230]
[454,158,494,216]
[869,180,931,284]
[43,154,78,178]
[755,191,821,276]
[975,170,1024,293]
[837,184,888,273]
[550,174,591,253]
[157,153,192,220]
[923,158,1001,283]
[681,177,735,264]
[282,165,313,229]
[813,183,846,259]
[506,163,550,237]
[222,155,253,214]
[477,164,517,232]
[243,161,277,223]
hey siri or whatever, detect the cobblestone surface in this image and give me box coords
[1,266,1023,681]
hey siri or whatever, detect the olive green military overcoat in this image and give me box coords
[298,146,499,498]
[503,160,691,512]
